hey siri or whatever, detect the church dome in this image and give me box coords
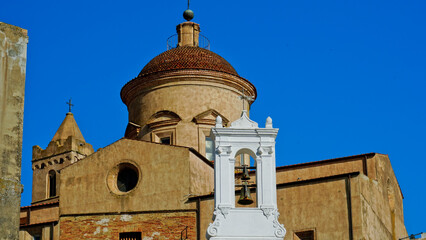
[138,46,238,77]
[121,20,257,137]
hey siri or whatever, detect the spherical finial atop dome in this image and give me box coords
[183,9,194,21]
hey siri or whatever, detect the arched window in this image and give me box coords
[48,170,56,197]
[147,110,181,145]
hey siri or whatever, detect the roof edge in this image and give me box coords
[276,153,377,171]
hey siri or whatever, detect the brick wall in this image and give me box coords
[60,211,196,240]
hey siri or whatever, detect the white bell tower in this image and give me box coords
[207,111,286,240]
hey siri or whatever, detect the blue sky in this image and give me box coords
[3,0,425,236]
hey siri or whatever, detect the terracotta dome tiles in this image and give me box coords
[138,46,239,76]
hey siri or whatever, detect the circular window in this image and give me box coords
[107,162,140,195]
[117,166,138,192]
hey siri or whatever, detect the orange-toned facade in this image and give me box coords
[19,20,407,240]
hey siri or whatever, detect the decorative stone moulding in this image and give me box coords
[107,161,141,196]
[146,110,182,129]
[207,112,286,240]
[120,70,256,107]
[192,109,230,126]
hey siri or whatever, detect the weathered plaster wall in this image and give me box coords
[196,154,406,240]
[0,22,28,240]
[274,154,407,240]
[359,155,407,240]
[60,212,196,240]
[19,224,58,240]
[188,152,214,196]
[59,139,211,215]
[18,230,32,240]
[197,179,353,240]
[26,205,59,225]
[276,155,374,184]
[199,197,214,239]
[32,135,93,160]
[31,151,70,204]
[279,179,352,240]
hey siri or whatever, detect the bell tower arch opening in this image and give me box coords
[234,148,257,208]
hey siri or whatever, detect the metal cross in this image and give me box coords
[187,0,190,9]
[66,98,74,112]
[239,89,255,111]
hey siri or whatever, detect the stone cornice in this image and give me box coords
[120,69,257,106]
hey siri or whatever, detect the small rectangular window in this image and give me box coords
[160,137,171,145]
[152,129,175,145]
[119,232,142,240]
[294,230,315,240]
[205,136,214,160]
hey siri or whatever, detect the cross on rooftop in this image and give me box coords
[66,98,74,113]
[239,89,255,111]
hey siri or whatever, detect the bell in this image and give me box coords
[238,182,254,205]
[241,165,250,181]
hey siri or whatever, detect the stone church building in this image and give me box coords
[19,15,407,240]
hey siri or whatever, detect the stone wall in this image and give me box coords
[60,211,196,239]
[0,22,28,240]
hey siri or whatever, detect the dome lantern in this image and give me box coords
[176,21,200,47]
